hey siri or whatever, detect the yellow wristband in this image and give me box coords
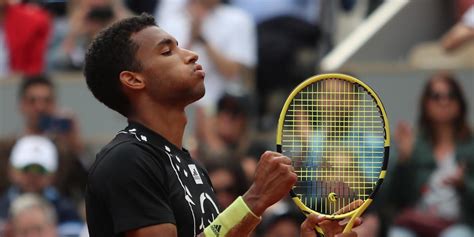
[204,196,261,237]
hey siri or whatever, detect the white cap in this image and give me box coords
[10,136,58,173]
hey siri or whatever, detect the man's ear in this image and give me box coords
[119,71,145,90]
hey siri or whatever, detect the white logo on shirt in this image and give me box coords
[188,164,203,184]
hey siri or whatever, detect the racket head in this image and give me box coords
[276,73,390,220]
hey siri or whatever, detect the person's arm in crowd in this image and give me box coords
[62,6,89,55]
[388,121,417,207]
[199,38,242,78]
[55,113,85,157]
[442,5,474,51]
[187,1,251,79]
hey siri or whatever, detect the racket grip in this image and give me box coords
[315,225,325,237]
[342,199,373,233]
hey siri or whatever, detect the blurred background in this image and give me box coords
[0,0,473,236]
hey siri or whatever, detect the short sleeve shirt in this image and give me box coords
[86,121,220,237]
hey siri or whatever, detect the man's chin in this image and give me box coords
[192,89,206,103]
[183,88,205,106]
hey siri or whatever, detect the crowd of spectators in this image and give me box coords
[0,0,473,237]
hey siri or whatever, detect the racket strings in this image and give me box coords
[282,79,385,215]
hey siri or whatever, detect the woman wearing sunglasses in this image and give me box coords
[387,71,474,237]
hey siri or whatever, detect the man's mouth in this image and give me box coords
[194,64,205,78]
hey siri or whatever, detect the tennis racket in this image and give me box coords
[276,73,390,235]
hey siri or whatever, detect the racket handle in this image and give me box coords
[315,225,325,237]
[342,199,373,233]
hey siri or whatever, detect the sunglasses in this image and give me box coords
[19,164,50,175]
[428,91,456,102]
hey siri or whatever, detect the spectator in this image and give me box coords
[197,92,252,163]
[18,76,82,151]
[0,138,15,194]
[240,141,270,184]
[261,210,304,237]
[0,136,82,235]
[8,193,58,237]
[386,71,474,237]
[124,0,159,15]
[57,0,131,69]
[206,158,249,209]
[226,0,321,130]
[16,75,87,201]
[442,5,474,51]
[228,0,320,24]
[0,0,51,77]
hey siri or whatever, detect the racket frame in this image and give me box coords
[275,73,390,232]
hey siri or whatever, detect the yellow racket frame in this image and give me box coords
[276,73,390,234]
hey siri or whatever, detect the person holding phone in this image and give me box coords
[15,75,87,202]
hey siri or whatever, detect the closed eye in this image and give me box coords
[161,49,172,56]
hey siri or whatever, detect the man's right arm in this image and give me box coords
[198,151,297,237]
[123,151,361,237]
[126,224,177,237]
[124,151,296,237]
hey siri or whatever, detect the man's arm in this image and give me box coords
[124,151,363,237]
[126,224,177,237]
[199,151,297,237]
[124,213,361,237]
[125,151,297,237]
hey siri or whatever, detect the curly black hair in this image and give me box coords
[84,13,156,117]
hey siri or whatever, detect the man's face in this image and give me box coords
[12,207,57,237]
[130,26,205,106]
[9,168,53,193]
[19,85,56,131]
[216,111,246,144]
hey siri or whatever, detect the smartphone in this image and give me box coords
[38,114,73,133]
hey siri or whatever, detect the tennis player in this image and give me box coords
[83,13,357,237]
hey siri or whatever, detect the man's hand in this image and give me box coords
[242,151,297,216]
[301,200,363,237]
[301,214,361,237]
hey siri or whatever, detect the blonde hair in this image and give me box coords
[9,193,57,225]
